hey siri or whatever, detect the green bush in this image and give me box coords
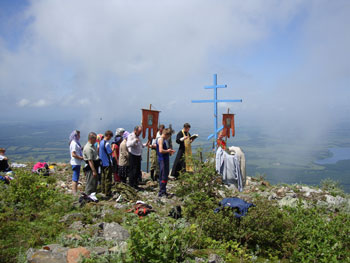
[191,198,295,259]
[124,214,197,263]
[287,205,350,262]
[0,171,74,263]
[175,158,224,199]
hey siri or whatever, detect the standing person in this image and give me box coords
[171,123,196,178]
[118,131,130,184]
[217,131,227,150]
[127,126,146,190]
[150,124,164,181]
[95,133,104,185]
[111,136,122,183]
[95,134,104,154]
[99,130,113,197]
[83,132,99,195]
[69,130,84,195]
[156,129,176,197]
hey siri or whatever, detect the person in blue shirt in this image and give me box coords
[156,128,176,197]
[99,130,113,197]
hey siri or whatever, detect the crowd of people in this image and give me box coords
[69,123,197,198]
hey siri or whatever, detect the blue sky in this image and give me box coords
[0,0,349,148]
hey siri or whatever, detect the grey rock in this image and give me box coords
[278,196,309,208]
[26,248,36,261]
[300,186,322,197]
[278,196,299,207]
[208,253,224,263]
[285,192,297,198]
[195,258,206,263]
[317,200,329,208]
[268,193,277,200]
[27,249,67,263]
[43,244,69,254]
[276,187,287,197]
[218,190,225,198]
[103,222,130,241]
[325,195,346,206]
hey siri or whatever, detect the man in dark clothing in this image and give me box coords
[170,123,196,178]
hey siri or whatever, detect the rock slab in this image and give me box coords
[103,222,130,241]
[66,247,90,263]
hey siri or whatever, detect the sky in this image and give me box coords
[0,0,349,146]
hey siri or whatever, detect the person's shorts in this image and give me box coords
[72,165,81,182]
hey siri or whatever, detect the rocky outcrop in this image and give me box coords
[103,222,130,241]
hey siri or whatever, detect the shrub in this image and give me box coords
[0,171,74,263]
[193,198,296,259]
[287,205,350,262]
[175,158,224,199]
[124,214,197,263]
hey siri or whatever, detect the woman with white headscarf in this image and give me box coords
[69,130,83,194]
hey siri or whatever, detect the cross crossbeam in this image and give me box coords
[191,74,242,143]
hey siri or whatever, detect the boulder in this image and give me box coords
[103,222,130,241]
[278,196,299,208]
[300,186,322,197]
[325,195,346,207]
[42,244,69,254]
[268,193,277,200]
[276,187,287,197]
[66,247,90,263]
[285,192,297,198]
[208,253,224,263]
[27,249,67,263]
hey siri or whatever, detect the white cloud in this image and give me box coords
[17,98,30,107]
[0,0,349,141]
[32,99,50,107]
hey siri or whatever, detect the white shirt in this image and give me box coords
[70,140,82,165]
[151,131,162,146]
[126,132,144,156]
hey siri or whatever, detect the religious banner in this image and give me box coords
[141,109,160,140]
[222,113,235,138]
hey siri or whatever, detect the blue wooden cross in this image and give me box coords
[192,74,242,142]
